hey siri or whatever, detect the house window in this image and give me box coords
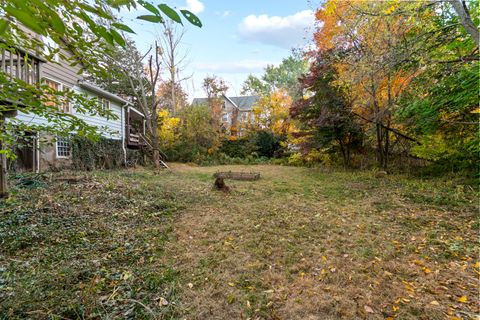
[102,98,110,110]
[44,79,71,113]
[222,114,228,122]
[56,136,71,158]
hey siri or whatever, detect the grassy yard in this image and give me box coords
[0,164,478,320]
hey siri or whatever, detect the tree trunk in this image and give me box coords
[338,138,348,168]
[376,123,384,168]
[150,116,162,168]
[152,148,161,168]
[449,0,480,47]
[0,116,8,198]
[383,127,389,170]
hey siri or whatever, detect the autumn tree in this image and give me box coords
[202,75,228,122]
[157,80,188,112]
[253,89,294,137]
[311,0,479,170]
[291,52,362,167]
[314,0,423,169]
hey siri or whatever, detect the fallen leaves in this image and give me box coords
[159,297,169,306]
[364,305,374,313]
[457,295,468,303]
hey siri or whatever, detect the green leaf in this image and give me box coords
[159,4,182,24]
[137,15,164,23]
[4,6,46,35]
[110,29,126,47]
[0,20,9,35]
[97,27,114,46]
[140,1,160,15]
[180,10,202,28]
[78,3,112,19]
[112,23,135,34]
[50,13,66,34]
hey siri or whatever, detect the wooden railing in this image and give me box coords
[0,47,42,84]
[126,125,146,148]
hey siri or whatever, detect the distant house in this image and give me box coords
[192,94,259,136]
[1,38,145,173]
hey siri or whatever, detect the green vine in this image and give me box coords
[71,136,124,170]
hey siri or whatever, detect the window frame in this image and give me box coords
[43,77,72,113]
[55,135,71,159]
[102,98,111,111]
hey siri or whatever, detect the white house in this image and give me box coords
[1,43,145,173]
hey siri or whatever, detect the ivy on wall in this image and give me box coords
[71,137,124,170]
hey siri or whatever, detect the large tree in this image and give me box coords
[291,52,362,167]
[202,75,228,124]
[312,0,478,170]
[157,21,190,116]
[241,52,308,100]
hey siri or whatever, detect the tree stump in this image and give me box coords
[214,177,230,192]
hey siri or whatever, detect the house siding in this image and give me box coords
[73,88,125,140]
[41,49,82,87]
[14,87,125,140]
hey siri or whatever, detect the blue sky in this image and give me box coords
[120,0,316,100]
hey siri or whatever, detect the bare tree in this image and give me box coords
[116,41,164,168]
[157,21,190,116]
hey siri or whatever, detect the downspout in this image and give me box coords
[121,103,128,167]
[35,132,40,173]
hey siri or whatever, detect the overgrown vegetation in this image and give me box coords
[1,165,477,319]
[71,137,124,170]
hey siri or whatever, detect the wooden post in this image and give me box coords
[0,115,7,198]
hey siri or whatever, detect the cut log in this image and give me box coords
[213,171,260,181]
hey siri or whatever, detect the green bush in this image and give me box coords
[218,138,255,158]
[251,130,282,158]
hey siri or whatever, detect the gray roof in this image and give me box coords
[227,95,260,111]
[192,95,259,111]
[191,97,209,106]
[77,80,130,105]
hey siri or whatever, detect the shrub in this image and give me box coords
[252,131,282,158]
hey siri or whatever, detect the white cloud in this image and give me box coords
[193,60,275,74]
[185,0,204,14]
[222,10,231,18]
[238,10,314,49]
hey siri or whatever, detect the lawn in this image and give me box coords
[0,164,478,320]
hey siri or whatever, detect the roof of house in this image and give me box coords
[191,97,209,106]
[191,95,259,111]
[77,80,130,105]
[227,95,260,111]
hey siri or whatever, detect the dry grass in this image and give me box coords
[1,164,478,319]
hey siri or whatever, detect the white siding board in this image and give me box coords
[12,86,125,141]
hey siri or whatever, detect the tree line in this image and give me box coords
[0,0,477,175]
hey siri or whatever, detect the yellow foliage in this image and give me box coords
[157,109,180,146]
[253,89,293,136]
